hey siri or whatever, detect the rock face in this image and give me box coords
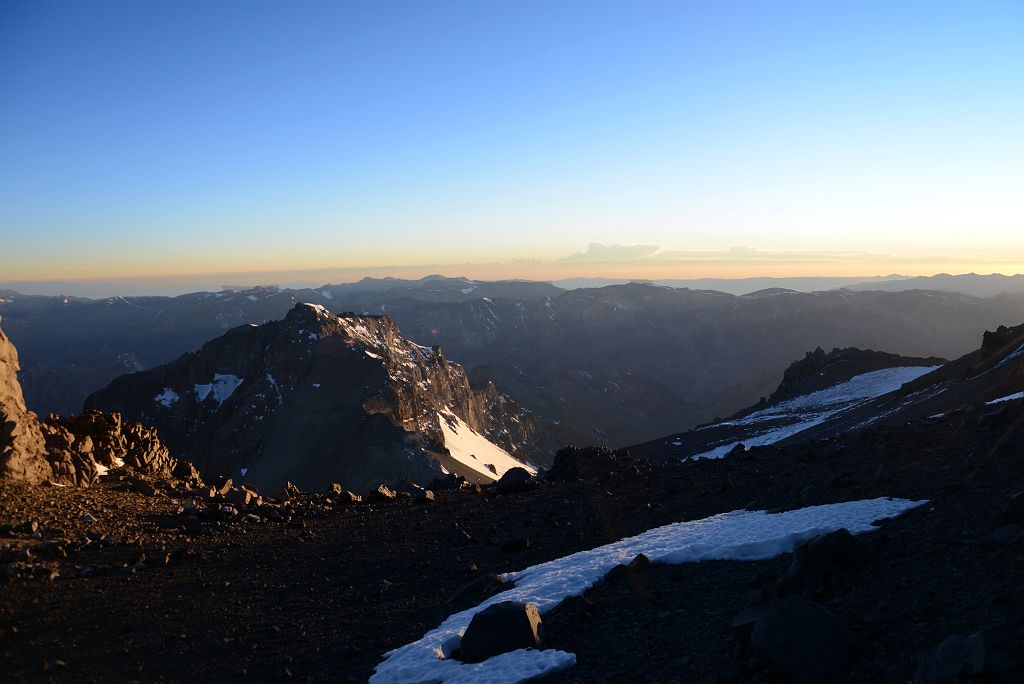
[1,321,186,486]
[86,303,567,492]
[0,324,49,483]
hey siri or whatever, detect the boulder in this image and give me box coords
[333,489,363,505]
[1003,491,1024,524]
[545,446,619,482]
[494,467,534,495]
[370,484,396,501]
[915,625,1023,681]
[749,596,854,682]
[458,601,544,663]
[777,529,872,597]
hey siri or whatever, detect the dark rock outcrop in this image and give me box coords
[458,601,544,663]
[545,446,621,483]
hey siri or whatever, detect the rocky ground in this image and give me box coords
[2,400,1023,683]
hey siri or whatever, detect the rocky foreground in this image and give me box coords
[2,395,1023,682]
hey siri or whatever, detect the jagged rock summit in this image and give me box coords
[1,320,185,486]
[86,303,565,491]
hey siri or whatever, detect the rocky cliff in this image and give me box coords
[1,320,186,486]
[86,303,568,491]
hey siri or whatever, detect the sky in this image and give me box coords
[1,0,1022,286]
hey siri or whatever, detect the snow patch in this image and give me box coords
[320,289,334,300]
[371,497,925,684]
[194,374,244,405]
[298,302,330,316]
[437,409,536,480]
[987,390,1024,404]
[154,388,180,407]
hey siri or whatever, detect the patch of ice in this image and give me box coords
[438,409,536,480]
[154,388,180,407]
[371,497,926,684]
[691,366,939,459]
[194,374,244,405]
[240,468,248,476]
[266,374,283,406]
[987,390,1024,405]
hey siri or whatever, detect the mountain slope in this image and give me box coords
[85,303,567,491]
[629,324,1024,461]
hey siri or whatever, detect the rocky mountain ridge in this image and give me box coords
[1,322,188,487]
[85,303,569,491]
[629,323,1024,462]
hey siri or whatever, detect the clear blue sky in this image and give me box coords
[1,0,1022,282]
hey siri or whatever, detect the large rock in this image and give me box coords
[0,325,50,483]
[458,601,544,663]
[545,446,619,482]
[494,467,534,494]
[1003,491,1024,524]
[915,625,1023,682]
[777,529,872,597]
[749,596,854,682]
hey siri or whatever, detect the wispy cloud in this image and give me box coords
[561,243,931,266]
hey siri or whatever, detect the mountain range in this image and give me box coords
[4,276,1024,448]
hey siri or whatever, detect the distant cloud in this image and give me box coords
[560,243,896,265]
[561,243,663,262]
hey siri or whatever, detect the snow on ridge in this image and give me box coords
[194,374,243,405]
[438,409,536,480]
[297,302,330,316]
[691,365,939,459]
[987,390,1024,405]
[371,497,926,684]
[154,388,180,407]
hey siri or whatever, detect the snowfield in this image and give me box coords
[193,374,244,405]
[371,497,926,684]
[690,366,939,459]
[154,388,180,407]
[437,409,536,480]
